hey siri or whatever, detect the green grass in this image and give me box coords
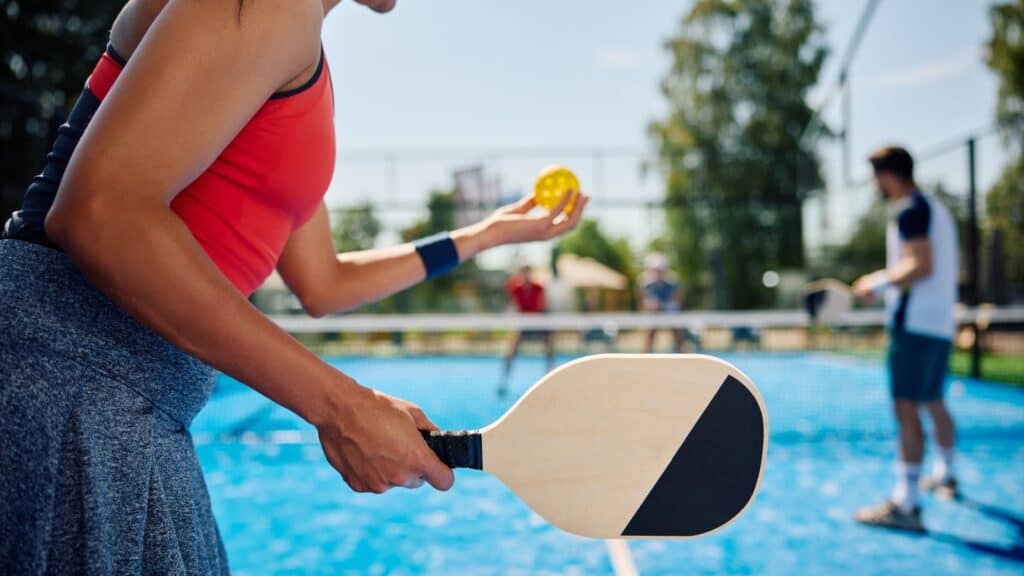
[950,351,1024,387]
[831,348,1024,387]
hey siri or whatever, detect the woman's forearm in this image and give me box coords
[283,192,588,317]
[48,200,360,426]
[308,220,496,315]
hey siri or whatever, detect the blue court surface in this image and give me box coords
[192,354,1024,575]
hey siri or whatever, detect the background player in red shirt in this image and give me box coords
[499,264,554,397]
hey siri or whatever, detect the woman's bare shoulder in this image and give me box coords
[110,0,323,70]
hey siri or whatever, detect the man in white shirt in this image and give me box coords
[851,146,960,533]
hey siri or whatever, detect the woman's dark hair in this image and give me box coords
[868,146,914,181]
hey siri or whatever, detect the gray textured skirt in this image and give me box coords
[0,240,229,575]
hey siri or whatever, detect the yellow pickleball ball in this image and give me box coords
[533,165,579,213]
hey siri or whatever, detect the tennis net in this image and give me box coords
[271,306,1024,359]
[192,307,1024,445]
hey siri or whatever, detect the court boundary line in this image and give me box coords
[606,539,639,576]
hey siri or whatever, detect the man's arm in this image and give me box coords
[853,194,933,298]
[669,283,683,310]
[889,238,933,287]
[852,239,934,297]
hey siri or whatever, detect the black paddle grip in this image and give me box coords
[420,430,482,470]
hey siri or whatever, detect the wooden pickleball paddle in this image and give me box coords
[422,354,767,539]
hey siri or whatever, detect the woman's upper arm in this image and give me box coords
[276,203,341,310]
[49,0,321,229]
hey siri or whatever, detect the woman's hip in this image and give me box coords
[0,238,216,426]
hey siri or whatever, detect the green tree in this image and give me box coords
[649,0,827,309]
[559,219,637,294]
[823,202,887,283]
[330,203,381,252]
[389,190,484,312]
[400,191,456,242]
[985,159,1023,299]
[2,0,124,221]
[557,219,636,281]
[985,1,1024,300]
[987,1,1024,141]
[558,219,638,309]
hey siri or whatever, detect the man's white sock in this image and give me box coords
[933,447,955,480]
[892,462,921,512]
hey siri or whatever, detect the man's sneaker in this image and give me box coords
[854,500,925,533]
[920,475,960,500]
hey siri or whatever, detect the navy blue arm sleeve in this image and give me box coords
[897,195,930,241]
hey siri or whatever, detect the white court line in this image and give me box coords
[605,539,639,576]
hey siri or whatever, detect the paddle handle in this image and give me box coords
[421,430,483,470]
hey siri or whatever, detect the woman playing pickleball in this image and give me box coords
[0,0,588,572]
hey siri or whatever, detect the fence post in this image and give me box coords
[967,137,981,379]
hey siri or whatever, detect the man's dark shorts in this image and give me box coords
[888,329,953,402]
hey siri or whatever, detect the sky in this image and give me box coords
[320,0,1009,266]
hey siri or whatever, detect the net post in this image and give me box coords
[967,137,981,380]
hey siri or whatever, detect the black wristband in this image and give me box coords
[413,232,460,280]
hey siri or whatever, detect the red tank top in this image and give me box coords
[88,48,335,296]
